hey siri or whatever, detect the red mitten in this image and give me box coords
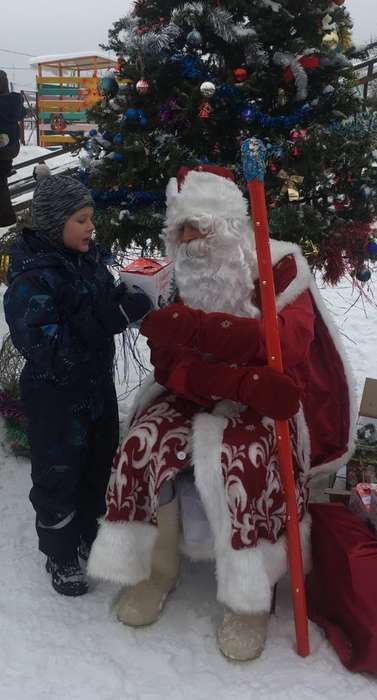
[141,304,263,365]
[198,312,262,364]
[168,357,300,419]
[140,304,203,347]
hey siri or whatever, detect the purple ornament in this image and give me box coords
[240,107,255,123]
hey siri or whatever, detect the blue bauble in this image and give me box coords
[139,116,148,128]
[113,133,124,145]
[355,266,371,283]
[100,75,119,99]
[125,108,139,121]
[367,239,377,258]
[89,129,97,137]
[186,30,202,48]
[360,184,373,202]
[112,152,124,162]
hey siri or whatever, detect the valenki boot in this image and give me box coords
[116,497,180,626]
[217,611,269,662]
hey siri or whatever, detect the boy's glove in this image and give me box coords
[141,303,261,364]
[96,282,153,334]
[166,355,301,419]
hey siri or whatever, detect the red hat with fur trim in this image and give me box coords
[176,165,235,190]
[162,164,249,258]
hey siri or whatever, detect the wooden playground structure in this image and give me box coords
[30,52,116,148]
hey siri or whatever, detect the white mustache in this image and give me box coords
[183,238,209,258]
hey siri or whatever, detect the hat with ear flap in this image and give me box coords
[32,171,94,245]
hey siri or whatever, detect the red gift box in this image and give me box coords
[120,257,174,309]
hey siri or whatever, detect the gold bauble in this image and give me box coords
[322,30,339,51]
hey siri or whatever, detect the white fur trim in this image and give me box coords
[87,519,158,585]
[166,170,249,227]
[295,404,312,482]
[192,413,271,613]
[192,413,312,613]
[260,512,312,585]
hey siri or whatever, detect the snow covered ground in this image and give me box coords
[1,271,377,699]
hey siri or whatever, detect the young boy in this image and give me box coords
[4,172,152,596]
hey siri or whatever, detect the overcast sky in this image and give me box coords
[0,0,376,91]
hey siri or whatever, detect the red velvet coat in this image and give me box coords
[144,253,352,472]
[88,244,355,606]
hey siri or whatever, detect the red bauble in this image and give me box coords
[233,67,247,82]
[333,0,345,5]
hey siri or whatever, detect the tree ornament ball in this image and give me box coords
[322,31,339,51]
[187,30,202,47]
[333,0,345,5]
[99,74,119,98]
[199,102,212,119]
[136,79,150,95]
[124,108,139,122]
[355,266,371,283]
[240,106,254,123]
[233,67,247,82]
[367,239,377,258]
[200,81,216,98]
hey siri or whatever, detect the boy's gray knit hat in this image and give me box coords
[32,171,94,244]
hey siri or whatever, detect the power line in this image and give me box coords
[0,48,34,57]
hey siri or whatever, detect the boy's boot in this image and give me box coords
[46,554,89,596]
[217,611,269,662]
[78,537,92,563]
[117,497,180,626]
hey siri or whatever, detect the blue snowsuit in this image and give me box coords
[4,229,152,559]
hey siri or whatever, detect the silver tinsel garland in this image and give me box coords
[273,52,308,101]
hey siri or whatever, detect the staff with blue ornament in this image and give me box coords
[241,137,309,657]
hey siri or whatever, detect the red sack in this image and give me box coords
[307,503,377,675]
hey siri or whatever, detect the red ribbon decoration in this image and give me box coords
[283,54,320,83]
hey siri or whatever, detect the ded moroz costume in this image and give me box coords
[88,165,356,660]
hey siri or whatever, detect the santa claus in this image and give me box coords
[88,165,356,661]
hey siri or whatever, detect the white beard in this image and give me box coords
[174,220,259,317]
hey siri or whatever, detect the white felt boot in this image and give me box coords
[116,498,180,626]
[217,611,269,662]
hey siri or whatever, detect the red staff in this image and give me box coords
[241,138,309,657]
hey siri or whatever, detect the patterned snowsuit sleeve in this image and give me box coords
[4,274,106,386]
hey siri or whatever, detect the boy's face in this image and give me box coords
[63,207,94,253]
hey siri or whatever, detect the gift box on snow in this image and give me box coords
[349,482,377,526]
[120,257,175,309]
[346,379,377,490]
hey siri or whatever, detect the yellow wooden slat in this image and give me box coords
[38,100,86,112]
[37,76,98,85]
[40,134,77,145]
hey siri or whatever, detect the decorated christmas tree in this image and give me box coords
[80,0,377,284]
